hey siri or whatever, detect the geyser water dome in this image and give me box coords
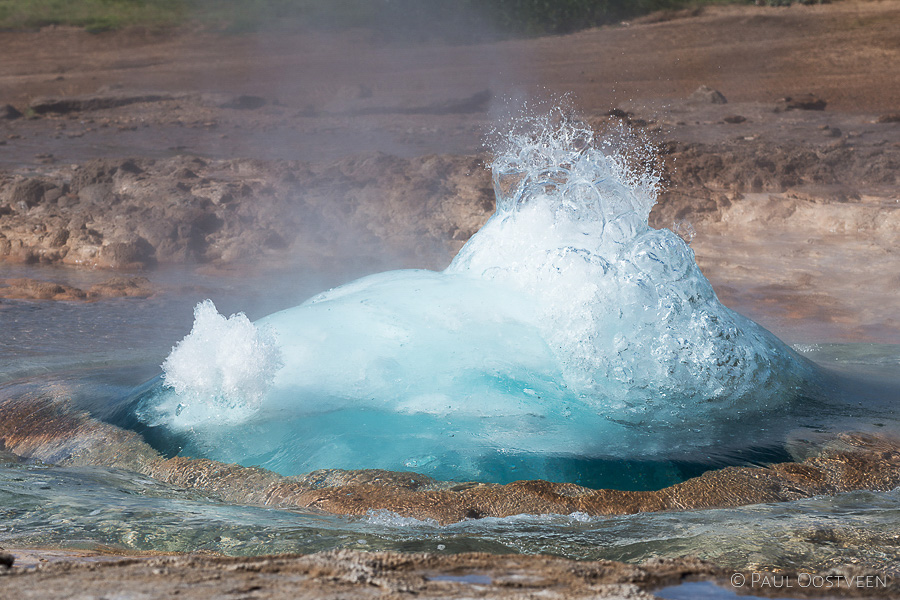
[136,112,820,486]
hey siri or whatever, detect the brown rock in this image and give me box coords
[76,182,114,204]
[778,94,827,111]
[0,104,22,120]
[0,276,154,301]
[173,167,197,179]
[47,228,69,248]
[88,276,153,299]
[0,141,896,278]
[98,238,156,269]
[8,179,61,209]
[689,85,727,104]
[69,158,142,194]
[0,278,86,301]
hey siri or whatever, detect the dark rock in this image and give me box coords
[8,179,60,209]
[876,113,900,123]
[0,104,22,120]
[219,95,267,110]
[689,85,727,104]
[70,159,131,193]
[0,450,23,464]
[778,94,827,111]
[0,551,13,569]
[118,159,144,175]
[43,187,64,204]
[28,93,173,115]
[723,115,747,124]
[48,228,69,248]
[607,107,633,119]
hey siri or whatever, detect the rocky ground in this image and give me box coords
[1,2,898,341]
[3,548,893,600]
[1,1,900,597]
[0,549,716,600]
[2,104,898,340]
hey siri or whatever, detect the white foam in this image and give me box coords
[159,300,282,425]
[364,510,440,528]
[446,114,803,413]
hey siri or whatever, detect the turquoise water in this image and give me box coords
[1,276,899,573]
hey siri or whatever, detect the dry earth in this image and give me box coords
[1,1,900,598]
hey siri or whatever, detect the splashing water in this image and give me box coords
[135,112,819,485]
[160,300,283,424]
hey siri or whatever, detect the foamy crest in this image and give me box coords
[364,510,440,528]
[159,300,282,424]
[448,115,806,414]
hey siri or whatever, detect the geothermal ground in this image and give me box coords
[1,1,899,597]
[1,0,898,343]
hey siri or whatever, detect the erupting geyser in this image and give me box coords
[136,112,819,485]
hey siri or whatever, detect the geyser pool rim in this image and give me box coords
[135,111,823,486]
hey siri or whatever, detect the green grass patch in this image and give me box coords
[0,0,185,32]
[0,0,830,37]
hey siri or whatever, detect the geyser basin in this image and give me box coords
[135,113,821,485]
